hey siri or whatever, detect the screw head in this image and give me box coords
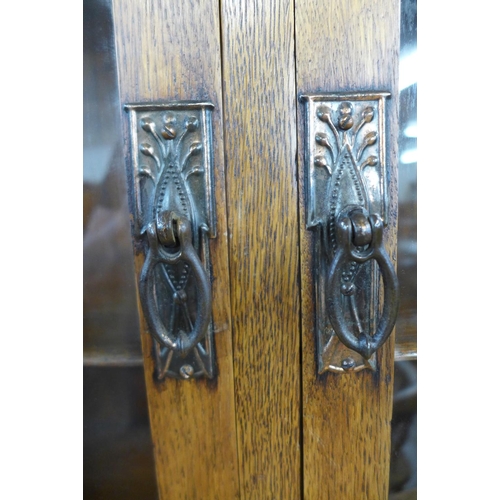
[338,115,354,130]
[180,364,194,379]
[341,357,356,370]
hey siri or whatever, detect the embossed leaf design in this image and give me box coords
[185,166,205,179]
[186,117,199,131]
[315,132,329,146]
[189,142,203,155]
[139,166,154,180]
[356,131,378,161]
[365,131,378,145]
[314,155,331,175]
[317,106,331,122]
[140,143,155,156]
[365,155,378,167]
[140,117,155,132]
[362,107,374,123]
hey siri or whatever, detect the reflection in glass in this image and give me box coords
[390,0,417,498]
[83,0,140,360]
[84,367,158,499]
[396,0,417,357]
[390,361,417,497]
[83,0,157,497]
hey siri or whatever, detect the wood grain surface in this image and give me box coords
[295,0,401,498]
[220,1,302,498]
[113,0,404,497]
[112,1,239,498]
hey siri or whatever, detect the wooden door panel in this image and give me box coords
[295,0,400,498]
[112,1,239,497]
[110,0,404,497]
[220,1,302,498]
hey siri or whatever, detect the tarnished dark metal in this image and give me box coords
[350,210,372,247]
[327,209,399,359]
[301,92,399,373]
[140,211,212,358]
[125,102,216,380]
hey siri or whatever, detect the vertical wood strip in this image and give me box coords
[112,1,239,498]
[295,0,400,498]
[220,1,301,497]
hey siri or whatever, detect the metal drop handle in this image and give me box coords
[140,211,212,358]
[302,91,398,373]
[326,210,399,359]
[126,102,217,380]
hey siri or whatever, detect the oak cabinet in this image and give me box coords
[84,0,416,498]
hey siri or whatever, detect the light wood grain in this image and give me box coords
[220,1,302,498]
[112,1,239,498]
[295,0,400,498]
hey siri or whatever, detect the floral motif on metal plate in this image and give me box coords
[125,102,216,380]
[301,92,392,374]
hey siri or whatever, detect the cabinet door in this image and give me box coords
[109,0,405,498]
[112,2,240,498]
[295,1,400,498]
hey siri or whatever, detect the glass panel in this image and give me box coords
[390,360,417,498]
[395,0,417,357]
[390,0,417,498]
[83,367,158,499]
[83,0,156,497]
[83,0,140,360]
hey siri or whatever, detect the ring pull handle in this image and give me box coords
[125,102,217,380]
[326,209,399,359]
[301,91,398,373]
[139,211,212,358]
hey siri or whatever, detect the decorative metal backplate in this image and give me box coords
[301,92,391,374]
[125,102,216,380]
